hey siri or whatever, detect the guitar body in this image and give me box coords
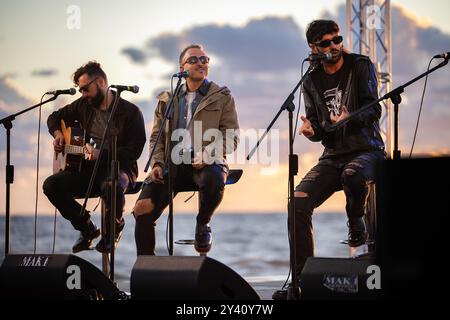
[53,120,86,173]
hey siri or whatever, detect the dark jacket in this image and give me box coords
[47,95,146,179]
[302,52,385,159]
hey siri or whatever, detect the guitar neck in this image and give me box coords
[64,144,84,155]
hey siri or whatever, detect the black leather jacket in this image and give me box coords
[47,95,146,179]
[302,53,385,159]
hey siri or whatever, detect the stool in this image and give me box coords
[340,182,377,256]
[74,181,143,278]
[174,169,243,256]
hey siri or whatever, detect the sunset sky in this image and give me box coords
[1,0,450,215]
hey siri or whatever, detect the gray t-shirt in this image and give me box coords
[89,107,111,146]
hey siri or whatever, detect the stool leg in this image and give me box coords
[366,183,377,252]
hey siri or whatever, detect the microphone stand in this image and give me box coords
[144,76,184,255]
[1,94,59,255]
[327,55,449,160]
[247,63,316,300]
[79,89,122,282]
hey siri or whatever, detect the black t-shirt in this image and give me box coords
[313,56,351,119]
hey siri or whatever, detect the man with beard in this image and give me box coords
[274,20,385,298]
[133,44,239,255]
[43,61,146,253]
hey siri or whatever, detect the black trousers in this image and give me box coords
[293,150,384,277]
[134,164,226,255]
[43,163,132,234]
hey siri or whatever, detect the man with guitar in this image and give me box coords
[43,61,146,253]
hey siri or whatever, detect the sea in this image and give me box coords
[0,212,362,283]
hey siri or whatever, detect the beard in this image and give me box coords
[326,47,344,65]
[86,85,104,108]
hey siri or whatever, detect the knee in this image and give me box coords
[202,175,225,195]
[341,169,365,189]
[294,193,312,215]
[133,199,155,217]
[42,176,58,196]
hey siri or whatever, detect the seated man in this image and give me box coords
[277,20,385,298]
[133,44,239,255]
[43,61,146,253]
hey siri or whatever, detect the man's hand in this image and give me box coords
[53,130,65,153]
[330,105,350,124]
[84,143,100,161]
[192,151,207,170]
[149,164,164,184]
[299,116,315,138]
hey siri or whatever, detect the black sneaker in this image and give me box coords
[194,223,212,253]
[72,221,101,253]
[348,217,367,247]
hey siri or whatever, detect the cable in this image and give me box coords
[409,57,434,158]
[52,207,57,254]
[33,93,46,254]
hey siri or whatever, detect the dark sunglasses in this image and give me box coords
[183,55,210,65]
[314,35,343,48]
[78,77,98,93]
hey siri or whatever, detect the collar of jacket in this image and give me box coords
[179,78,210,97]
[156,80,231,124]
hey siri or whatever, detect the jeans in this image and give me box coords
[293,150,384,277]
[43,162,132,234]
[134,164,226,255]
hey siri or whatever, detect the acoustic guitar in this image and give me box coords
[53,119,90,173]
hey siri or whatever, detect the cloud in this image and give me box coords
[123,7,450,157]
[0,76,33,116]
[123,16,308,73]
[31,69,58,77]
[121,47,148,64]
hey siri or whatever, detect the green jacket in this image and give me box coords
[149,81,239,169]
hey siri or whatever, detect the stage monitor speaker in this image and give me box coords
[0,254,119,300]
[376,157,450,299]
[300,257,378,300]
[130,256,260,300]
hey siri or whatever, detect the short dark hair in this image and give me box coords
[306,20,340,44]
[73,61,107,85]
[179,44,204,66]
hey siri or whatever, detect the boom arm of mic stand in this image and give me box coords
[246,64,315,160]
[326,56,449,133]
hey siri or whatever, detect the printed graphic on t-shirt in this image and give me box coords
[324,87,342,117]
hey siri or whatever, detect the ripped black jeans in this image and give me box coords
[293,150,384,277]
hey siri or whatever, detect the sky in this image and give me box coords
[1,0,450,215]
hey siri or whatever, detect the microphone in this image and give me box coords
[45,88,76,96]
[110,85,139,93]
[172,70,190,78]
[305,52,333,62]
[433,52,450,59]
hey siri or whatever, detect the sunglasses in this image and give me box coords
[78,77,98,93]
[314,35,343,48]
[183,55,210,65]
